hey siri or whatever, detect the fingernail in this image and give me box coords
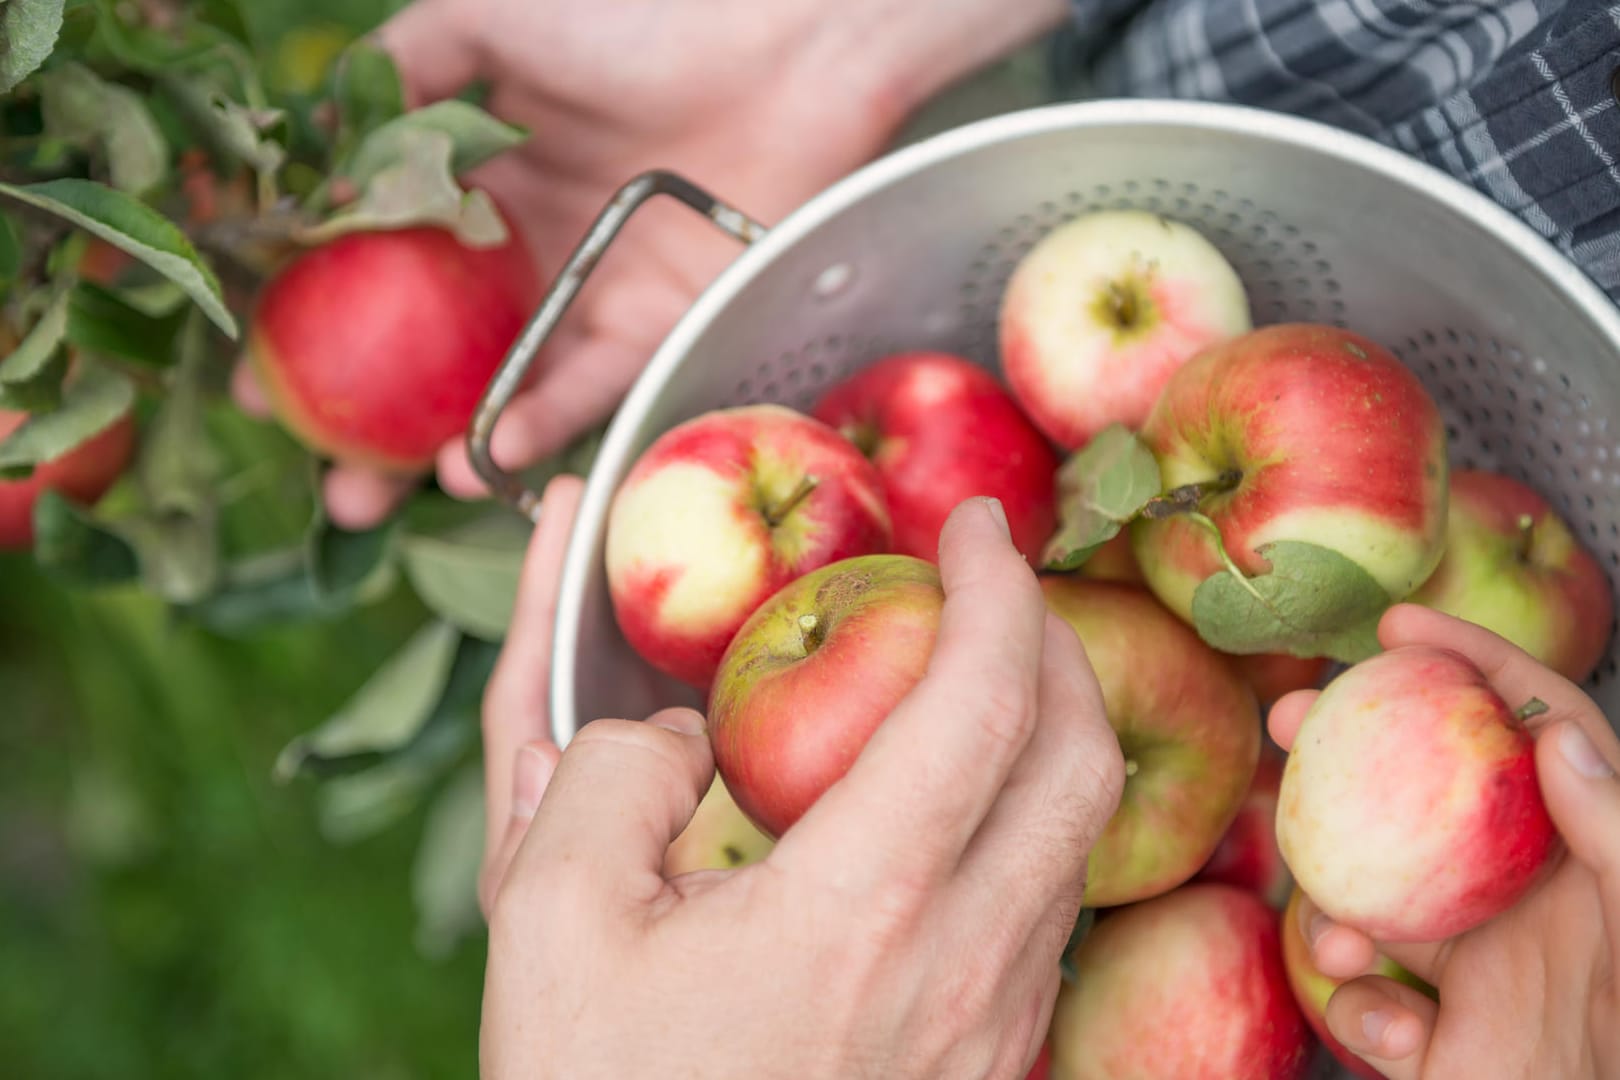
[1560,724,1615,779]
[650,708,705,737]
[511,746,552,820]
[1360,1009,1393,1049]
[984,497,1011,539]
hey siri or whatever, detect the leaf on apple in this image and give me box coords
[0,0,66,94]
[347,100,529,186]
[31,488,141,585]
[0,356,133,476]
[1190,540,1388,664]
[411,764,486,959]
[0,286,72,411]
[1041,424,1162,571]
[0,178,238,337]
[37,61,170,195]
[399,508,531,642]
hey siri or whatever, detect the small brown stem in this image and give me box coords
[798,613,824,655]
[1123,759,1139,778]
[1515,513,1537,562]
[764,475,819,527]
[1140,469,1243,519]
[1107,280,1138,328]
[1514,698,1550,723]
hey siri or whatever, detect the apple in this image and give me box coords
[1280,886,1432,1080]
[663,774,775,876]
[1130,323,1449,653]
[1076,530,1145,585]
[1233,653,1331,709]
[1276,645,1557,943]
[606,404,893,691]
[707,553,941,838]
[1025,1041,1051,1080]
[1191,747,1291,909]
[246,216,540,472]
[999,209,1252,451]
[1048,883,1313,1080]
[1041,577,1260,907]
[1409,468,1614,684]
[0,408,138,552]
[811,351,1059,563]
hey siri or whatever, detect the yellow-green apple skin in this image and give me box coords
[1000,210,1252,451]
[604,404,892,692]
[1130,323,1449,648]
[1409,468,1614,683]
[1041,577,1260,907]
[1276,646,1557,943]
[707,554,942,839]
[663,775,774,876]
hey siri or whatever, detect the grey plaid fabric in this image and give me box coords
[1061,0,1620,305]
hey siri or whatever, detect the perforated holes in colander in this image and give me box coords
[728,334,895,412]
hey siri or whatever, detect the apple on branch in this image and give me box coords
[1000,209,1252,451]
[1276,645,1558,943]
[605,404,892,692]
[1409,468,1614,684]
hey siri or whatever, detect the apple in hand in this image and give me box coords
[1048,883,1313,1080]
[663,774,774,876]
[1041,578,1260,907]
[999,209,1252,451]
[1409,468,1614,684]
[707,553,941,838]
[605,404,892,690]
[1276,645,1558,943]
[1130,323,1449,656]
[1279,886,1432,1080]
[811,351,1059,562]
[1192,747,1291,909]
[247,216,540,472]
[0,408,138,552]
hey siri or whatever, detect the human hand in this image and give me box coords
[235,0,1069,531]
[478,497,1126,1079]
[1271,604,1620,1079]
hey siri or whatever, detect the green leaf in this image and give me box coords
[30,488,139,585]
[1041,424,1162,571]
[309,515,397,602]
[1059,908,1097,985]
[87,0,242,73]
[400,509,530,641]
[0,211,20,284]
[275,619,463,781]
[348,100,528,186]
[0,358,133,475]
[0,0,66,94]
[194,0,253,49]
[161,75,286,176]
[36,62,168,195]
[298,128,506,247]
[411,764,486,959]
[66,280,186,369]
[0,285,71,410]
[1190,538,1389,663]
[332,37,404,151]
[0,179,237,338]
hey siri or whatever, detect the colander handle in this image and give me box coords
[467,169,768,520]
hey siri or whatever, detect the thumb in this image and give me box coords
[1536,718,1620,972]
[374,0,485,106]
[500,708,715,913]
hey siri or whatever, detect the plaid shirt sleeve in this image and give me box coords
[1061,0,1620,305]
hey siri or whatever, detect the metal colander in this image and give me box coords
[471,97,1620,744]
[467,97,1620,1078]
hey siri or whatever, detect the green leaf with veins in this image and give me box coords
[0,358,133,477]
[0,0,66,94]
[0,286,71,410]
[1190,537,1389,663]
[1041,424,1162,571]
[37,62,169,195]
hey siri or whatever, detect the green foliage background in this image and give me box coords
[0,3,503,1077]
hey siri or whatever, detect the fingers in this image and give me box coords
[1295,889,1446,987]
[374,0,487,107]
[1322,974,1440,1080]
[481,475,583,857]
[1267,687,1318,751]
[320,466,417,531]
[479,740,562,919]
[232,359,272,418]
[1534,718,1620,974]
[501,708,715,912]
[773,497,1050,889]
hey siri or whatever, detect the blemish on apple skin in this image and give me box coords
[723,844,745,866]
[1344,343,1368,360]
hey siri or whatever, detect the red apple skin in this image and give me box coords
[1076,530,1146,585]
[1409,468,1614,684]
[1025,1041,1051,1080]
[1192,748,1291,909]
[1041,578,1260,907]
[811,351,1059,563]
[1130,323,1449,637]
[606,405,893,691]
[1280,886,1432,1080]
[0,409,138,551]
[1049,883,1313,1080]
[1277,646,1558,943]
[1234,653,1332,709]
[707,554,941,838]
[247,220,540,472]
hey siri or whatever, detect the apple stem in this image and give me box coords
[1106,280,1139,328]
[1140,470,1243,519]
[764,475,820,527]
[1124,759,1139,778]
[1515,513,1537,561]
[798,613,825,655]
[1514,698,1550,723]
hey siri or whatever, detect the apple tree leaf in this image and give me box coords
[0,179,237,338]
[0,211,21,286]
[1041,424,1162,571]
[161,75,287,177]
[31,488,141,586]
[400,509,531,641]
[411,764,486,959]
[1190,539,1389,663]
[0,286,71,411]
[348,100,528,186]
[0,0,66,94]
[0,357,133,476]
[309,513,398,603]
[37,62,169,195]
[332,37,405,153]
[66,280,186,369]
